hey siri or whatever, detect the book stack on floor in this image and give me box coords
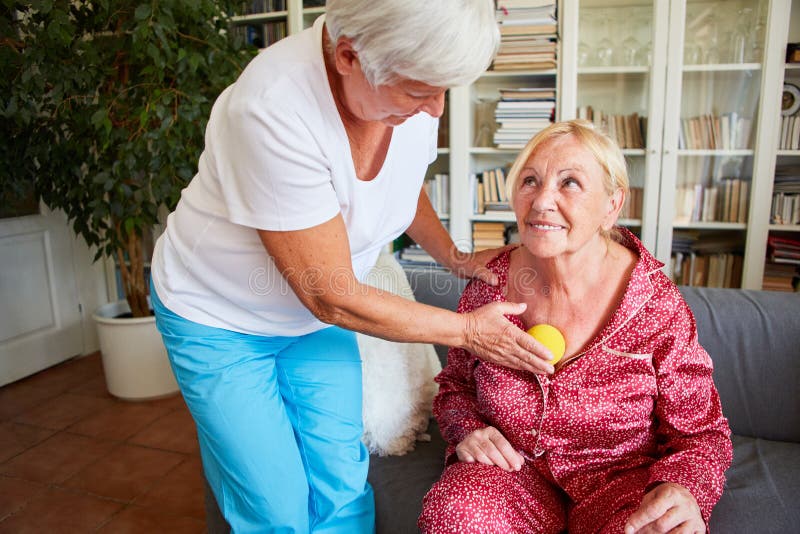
[493,87,556,149]
[674,179,750,224]
[678,113,753,150]
[493,0,557,72]
[576,106,647,149]
[771,167,800,225]
[472,167,512,215]
[472,222,508,252]
[424,173,450,217]
[671,231,744,288]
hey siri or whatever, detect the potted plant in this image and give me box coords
[2,1,255,398]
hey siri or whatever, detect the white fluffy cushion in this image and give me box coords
[358,252,442,456]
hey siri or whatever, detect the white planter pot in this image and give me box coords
[93,299,179,400]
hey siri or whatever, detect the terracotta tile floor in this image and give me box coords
[0,352,207,532]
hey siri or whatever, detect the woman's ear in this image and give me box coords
[602,187,625,231]
[333,36,359,75]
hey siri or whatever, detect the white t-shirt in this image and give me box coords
[151,16,438,336]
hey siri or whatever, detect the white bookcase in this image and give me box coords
[561,0,795,290]
[232,0,799,290]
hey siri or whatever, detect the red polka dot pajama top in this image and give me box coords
[419,230,732,533]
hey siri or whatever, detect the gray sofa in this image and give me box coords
[206,267,800,533]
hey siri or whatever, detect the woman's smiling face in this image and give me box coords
[512,133,622,259]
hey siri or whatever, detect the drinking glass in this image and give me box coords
[594,13,615,67]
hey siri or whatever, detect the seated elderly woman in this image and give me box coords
[418,120,732,534]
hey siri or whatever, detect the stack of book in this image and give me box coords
[670,231,744,288]
[767,235,800,265]
[619,187,644,220]
[397,245,438,266]
[472,167,512,215]
[762,262,799,291]
[423,173,450,217]
[674,179,749,224]
[493,87,556,149]
[763,235,800,291]
[771,167,800,224]
[493,1,557,72]
[576,106,647,149]
[472,222,508,251]
[678,113,753,150]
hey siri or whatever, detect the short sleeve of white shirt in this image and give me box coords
[203,43,340,231]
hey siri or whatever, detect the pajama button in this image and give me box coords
[530,429,538,436]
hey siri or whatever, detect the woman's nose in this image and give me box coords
[421,92,446,118]
[530,186,558,212]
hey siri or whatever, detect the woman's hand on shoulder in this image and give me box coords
[456,426,524,472]
[624,482,705,534]
[450,245,515,286]
[462,301,555,374]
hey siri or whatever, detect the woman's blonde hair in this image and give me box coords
[505,119,629,202]
[504,120,629,240]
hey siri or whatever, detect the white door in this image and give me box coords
[0,202,84,386]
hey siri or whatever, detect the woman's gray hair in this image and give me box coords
[325,0,499,88]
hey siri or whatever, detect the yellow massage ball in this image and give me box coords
[527,324,566,365]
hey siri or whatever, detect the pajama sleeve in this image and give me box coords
[432,281,491,460]
[648,295,733,522]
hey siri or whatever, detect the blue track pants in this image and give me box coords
[151,287,375,533]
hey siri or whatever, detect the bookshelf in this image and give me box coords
[447,1,561,250]
[763,0,800,290]
[231,0,798,290]
[230,1,325,48]
[557,0,796,290]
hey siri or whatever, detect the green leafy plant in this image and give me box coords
[1,0,255,316]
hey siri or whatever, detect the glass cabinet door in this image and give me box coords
[574,0,668,252]
[658,0,769,288]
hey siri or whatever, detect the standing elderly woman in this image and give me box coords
[150,1,554,532]
[418,120,733,534]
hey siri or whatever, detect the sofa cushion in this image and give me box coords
[712,435,800,532]
[678,287,800,442]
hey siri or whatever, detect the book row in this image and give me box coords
[233,21,287,48]
[770,193,800,225]
[674,179,750,224]
[576,107,648,149]
[424,174,450,217]
[677,113,753,151]
[620,187,644,220]
[670,252,743,288]
[778,114,800,150]
[472,168,511,215]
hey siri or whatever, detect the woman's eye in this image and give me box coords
[522,175,537,186]
[562,177,580,188]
